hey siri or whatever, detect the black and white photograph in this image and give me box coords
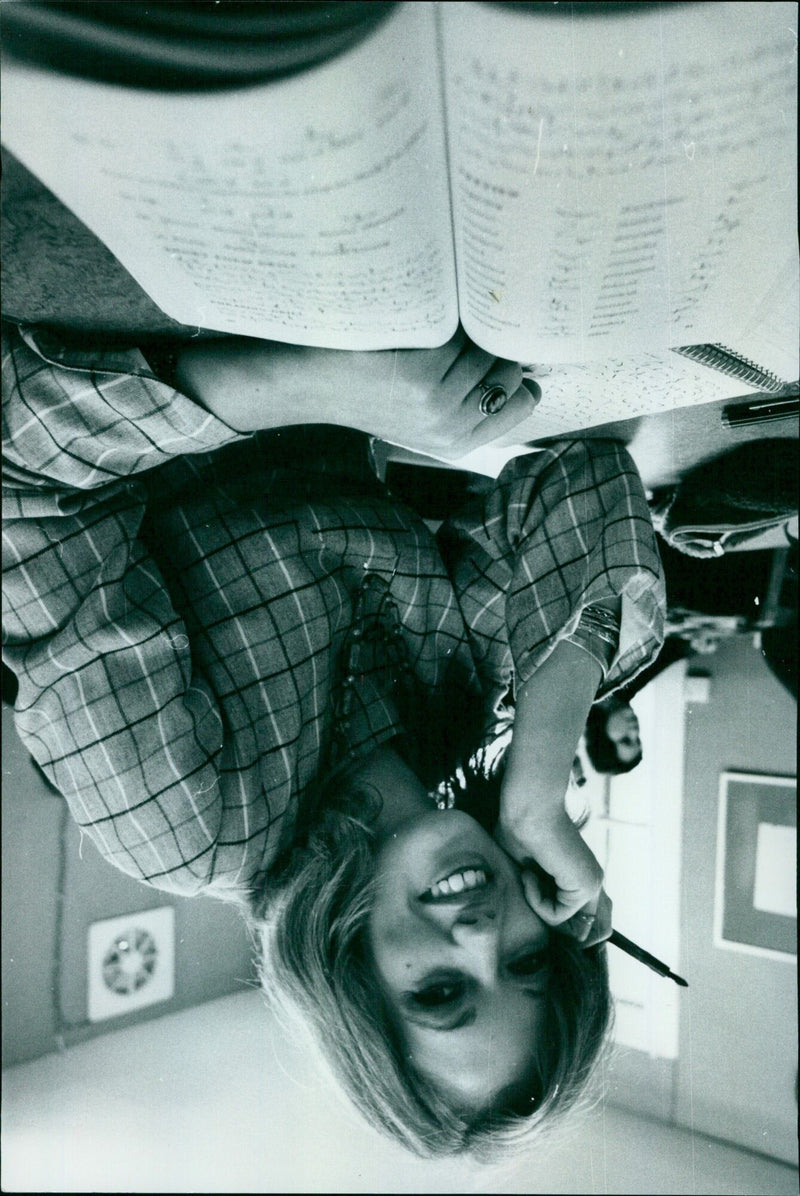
[1,2,797,1192]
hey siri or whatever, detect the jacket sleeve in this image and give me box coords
[2,325,250,895]
[436,438,666,700]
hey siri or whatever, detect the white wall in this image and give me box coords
[1,704,256,1067]
[675,637,798,1163]
[2,989,798,1195]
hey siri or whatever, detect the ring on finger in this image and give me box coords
[478,382,509,416]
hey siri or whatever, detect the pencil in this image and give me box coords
[609,930,689,987]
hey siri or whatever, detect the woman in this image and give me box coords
[3,326,664,1157]
[584,696,643,775]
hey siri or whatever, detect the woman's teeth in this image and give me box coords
[427,868,488,898]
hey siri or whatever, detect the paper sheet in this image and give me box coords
[1,5,458,350]
[442,1,798,363]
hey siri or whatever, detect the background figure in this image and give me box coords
[584,694,644,776]
[585,436,798,776]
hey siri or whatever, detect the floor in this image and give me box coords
[4,988,799,1194]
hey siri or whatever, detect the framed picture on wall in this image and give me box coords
[713,772,797,961]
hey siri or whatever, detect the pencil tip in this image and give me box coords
[671,974,689,987]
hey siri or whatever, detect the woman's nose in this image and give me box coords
[451,915,501,983]
[420,885,500,933]
[452,909,500,952]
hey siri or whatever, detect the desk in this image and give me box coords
[376,393,798,495]
[526,393,799,491]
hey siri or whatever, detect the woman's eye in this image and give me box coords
[411,981,463,1007]
[508,951,548,977]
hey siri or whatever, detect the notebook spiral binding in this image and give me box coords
[673,343,787,394]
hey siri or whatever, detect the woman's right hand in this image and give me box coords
[567,887,613,949]
[173,329,539,459]
[496,806,612,947]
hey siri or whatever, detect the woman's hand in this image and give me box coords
[331,333,539,459]
[173,329,539,460]
[496,806,612,947]
[565,887,613,949]
[491,624,622,949]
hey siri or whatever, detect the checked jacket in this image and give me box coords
[2,323,665,904]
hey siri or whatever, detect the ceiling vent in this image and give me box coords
[87,907,175,1022]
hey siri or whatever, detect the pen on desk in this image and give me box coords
[722,395,799,427]
[609,930,689,988]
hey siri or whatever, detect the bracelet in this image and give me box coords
[563,635,615,679]
[563,603,620,680]
[576,602,620,639]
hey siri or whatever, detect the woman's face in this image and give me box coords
[604,703,641,765]
[368,810,549,1112]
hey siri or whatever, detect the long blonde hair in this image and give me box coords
[252,761,613,1160]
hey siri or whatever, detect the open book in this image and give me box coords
[2,2,798,432]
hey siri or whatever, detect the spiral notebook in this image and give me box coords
[672,345,787,396]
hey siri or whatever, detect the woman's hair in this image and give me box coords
[584,701,642,775]
[252,750,613,1160]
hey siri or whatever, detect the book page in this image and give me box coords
[733,260,800,383]
[495,351,760,443]
[440,349,763,477]
[1,5,458,350]
[440,1,798,364]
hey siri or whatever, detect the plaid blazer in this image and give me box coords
[2,324,665,902]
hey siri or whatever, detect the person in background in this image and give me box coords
[582,624,712,777]
[584,695,643,776]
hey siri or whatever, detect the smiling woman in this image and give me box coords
[3,328,662,1161]
[368,806,554,1111]
[256,748,613,1159]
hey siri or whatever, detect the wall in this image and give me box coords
[575,636,798,1164]
[1,705,257,1066]
[674,636,797,1163]
[580,661,687,1124]
[3,989,798,1195]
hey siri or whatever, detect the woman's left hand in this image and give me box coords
[172,330,539,459]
